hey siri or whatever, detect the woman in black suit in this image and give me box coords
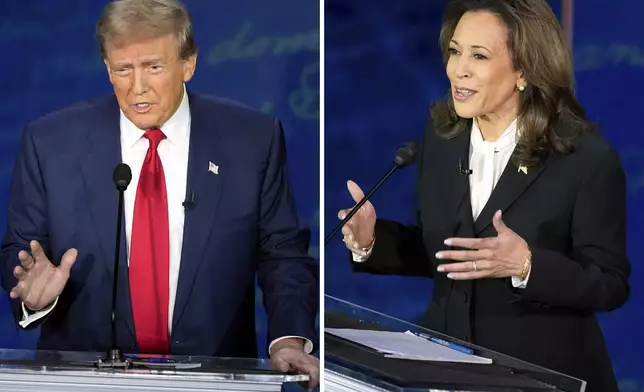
[337,1,630,391]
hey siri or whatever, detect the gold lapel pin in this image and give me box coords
[518,165,528,175]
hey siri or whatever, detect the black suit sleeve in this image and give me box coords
[256,118,319,352]
[517,147,630,311]
[351,215,434,277]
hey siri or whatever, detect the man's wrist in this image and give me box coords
[270,337,304,354]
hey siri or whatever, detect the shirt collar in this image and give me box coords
[120,85,190,149]
[470,117,518,152]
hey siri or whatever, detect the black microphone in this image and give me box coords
[324,142,419,246]
[182,190,196,209]
[99,163,132,368]
[459,159,473,175]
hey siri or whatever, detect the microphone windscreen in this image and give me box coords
[394,142,419,167]
[113,163,132,191]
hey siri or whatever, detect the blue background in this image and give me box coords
[0,0,319,359]
[324,0,644,390]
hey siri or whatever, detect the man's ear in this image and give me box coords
[182,54,197,83]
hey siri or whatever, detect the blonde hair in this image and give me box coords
[96,0,197,60]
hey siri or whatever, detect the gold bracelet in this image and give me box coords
[519,249,532,281]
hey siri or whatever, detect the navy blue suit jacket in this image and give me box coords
[0,91,318,358]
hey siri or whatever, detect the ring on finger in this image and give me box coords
[472,261,478,272]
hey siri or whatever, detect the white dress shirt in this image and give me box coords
[353,118,530,288]
[20,86,312,354]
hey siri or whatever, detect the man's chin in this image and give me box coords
[124,111,160,131]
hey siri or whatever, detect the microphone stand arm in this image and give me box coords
[95,187,132,369]
[325,164,399,245]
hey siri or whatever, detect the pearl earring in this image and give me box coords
[518,85,526,92]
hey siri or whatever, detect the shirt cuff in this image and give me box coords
[19,297,58,328]
[511,266,532,289]
[268,336,314,355]
[351,240,375,262]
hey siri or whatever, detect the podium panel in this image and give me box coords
[0,349,308,392]
[324,295,586,392]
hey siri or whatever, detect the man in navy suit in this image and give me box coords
[0,0,318,386]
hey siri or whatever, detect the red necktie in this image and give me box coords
[129,128,170,354]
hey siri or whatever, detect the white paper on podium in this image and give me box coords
[325,328,492,364]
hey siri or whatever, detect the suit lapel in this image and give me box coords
[473,150,553,235]
[431,119,558,237]
[431,124,473,236]
[78,97,136,342]
[172,93,226,333]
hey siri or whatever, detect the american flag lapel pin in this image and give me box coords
[208,161,219,175]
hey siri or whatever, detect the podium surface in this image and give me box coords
[324,295,586,392]
[0,348,308,391]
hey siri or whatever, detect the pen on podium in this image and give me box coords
[414,331,474,355]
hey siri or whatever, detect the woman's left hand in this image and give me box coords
[436,210,531,280]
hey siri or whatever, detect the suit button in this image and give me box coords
[463,293,468,303]
[174,340,180,344]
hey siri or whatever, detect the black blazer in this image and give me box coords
[353,114,630,392]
